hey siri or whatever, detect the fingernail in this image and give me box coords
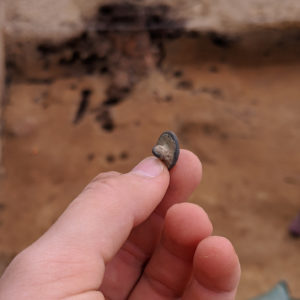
[130,157,164,178]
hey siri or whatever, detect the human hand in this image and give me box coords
[0,150,240,299]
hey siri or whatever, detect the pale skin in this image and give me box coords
[0,150,241,299]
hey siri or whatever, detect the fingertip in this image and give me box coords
[193,236,241,293]
[171,150,202,188]
[164,203,213,247]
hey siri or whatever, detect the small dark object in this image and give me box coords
[173,70,183,78]
[87,153,95,161]
[119,151,129,160]
[96,110,115,132]
[152,131,180,170]
[209,33,232,48]
[106,154,115,163]
[176,80,193,90]
[289,212,300,238]
[73,89,91,124]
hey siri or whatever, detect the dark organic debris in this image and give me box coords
[106,154,115,163]
[176,80,193,90]
[173,70,183,78]
[0,203,6,211]
[59,51,80,65]
[96,3,182,32]
[103,97,122,106]
[165,94,173,102]
[96,109,115,132]
[73,89,92,124]
[209,32,233,48]
[209,65,219,73]
[119,151,129,160]
[87,153,95,161]
[201,87,223,98]
[26,4,186,133]
[27,78,54,84]
[37,44,58,56]
[70,83,78,90]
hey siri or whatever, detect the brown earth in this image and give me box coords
[1,32,300,299]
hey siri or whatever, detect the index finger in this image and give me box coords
[101,150,203,299]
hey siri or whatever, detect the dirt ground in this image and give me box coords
[1,32,300,299]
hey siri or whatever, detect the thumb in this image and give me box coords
[33,156,170,262]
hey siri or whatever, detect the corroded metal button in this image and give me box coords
[152,131,180,170]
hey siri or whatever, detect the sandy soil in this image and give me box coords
[1,33,300,299]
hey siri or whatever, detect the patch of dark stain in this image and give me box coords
[43,60,50,70]
[209,65,219,73]
[177,80,193,90]
[27,78,54,84]
[33,90,49,104]
[219,132,229,140]
[65,32,88,48]
[119,151,129,160]
[104,84,131,107]
[134,120,141,127]
[81,53,100,71]
[3,129,17,138]
[5,75,12,85]
[187,30,201,38]
[201,87,223,98]
[166,30,183,40]
[0,203,6,211]
[276,39,285,47]
[146,13,164,30]
[146,5,169,30]
[99,5,115,16]
[209,33,233,48]
[87,153,95,161]
[96,109,115,132]
[98,3,142,30]
[201,123,218,136]
[173,70,183,78]
[80,31,89,41]
[18,3,186,126]
[290,231,300,239]
[37,44,58,56]
[201,122,228,141]
[284,177,298,185]
[100,66,109,74]
[97,3,178,33]
[6,60,17,72]
[263,50,271,57]
[106,154,116,163]
[155,40,166,67]
[165,94,173,102]
[219,56,227,63]
[73,89,92,124]
[59,51,80,65]
[70,83,78,90]
[103,96,122,106]
[42,102,49,109]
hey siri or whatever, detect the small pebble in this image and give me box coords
[152,131,180,170]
